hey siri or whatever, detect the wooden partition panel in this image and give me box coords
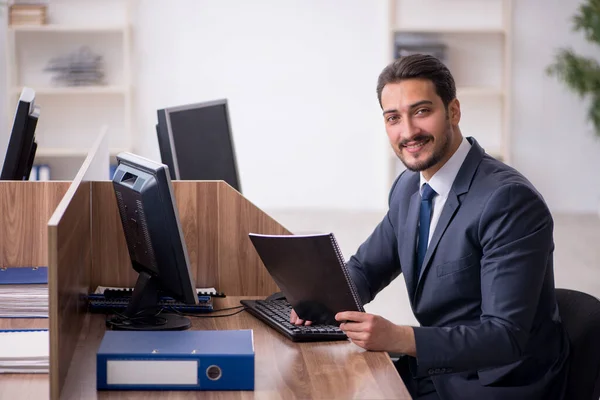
[218,183,289,295]
[47,129,107,399]
[91,181,290,296]
[0,181,70,268]
[48,182,92,400]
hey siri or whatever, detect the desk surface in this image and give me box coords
[3,297,411,399]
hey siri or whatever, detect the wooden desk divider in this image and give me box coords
[0,181,70,269]
[47,130,107,400]
[90,180,291,295]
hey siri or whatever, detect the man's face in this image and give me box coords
[381,79,459,174]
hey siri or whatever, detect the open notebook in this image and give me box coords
[248,232,364,325]
[0,330,48,373]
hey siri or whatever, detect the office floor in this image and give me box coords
[266,209,600,326]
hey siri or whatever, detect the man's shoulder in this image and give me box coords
[476,154,538,192]
[473,154,548,208]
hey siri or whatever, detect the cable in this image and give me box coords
[166,306,247,319]
[104,304,247,329]
[209,305,245,312]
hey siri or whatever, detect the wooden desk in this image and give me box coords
[55,297,411,399]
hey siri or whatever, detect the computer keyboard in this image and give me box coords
[87,293,213,313]
[240,299,347,342]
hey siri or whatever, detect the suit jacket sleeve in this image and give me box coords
[345,174,403,305]
[412,183,553,375]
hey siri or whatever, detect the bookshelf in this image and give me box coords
[4,0,132,180]
[387,0,513,187]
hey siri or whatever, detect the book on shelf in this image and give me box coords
[9,4,47,26]
[28,164,51,181]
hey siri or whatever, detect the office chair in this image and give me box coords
[555,288,600,400]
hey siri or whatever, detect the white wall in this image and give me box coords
[512,0,600,214]
[1,1,599,214]
[131,0,390,212]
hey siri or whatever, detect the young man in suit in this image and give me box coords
[291,54,570,399]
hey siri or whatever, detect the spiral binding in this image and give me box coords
[328,233,365,312]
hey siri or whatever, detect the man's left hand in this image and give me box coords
[335,311,416,356]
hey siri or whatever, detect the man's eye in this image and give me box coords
[387,115,399,123]
[416,109,430,115]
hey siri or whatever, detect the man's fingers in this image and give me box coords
[340,321,366,333]
[344,330,368,341]
[290,309,298,323]
[290,309,314,325]
[335,311,366,322]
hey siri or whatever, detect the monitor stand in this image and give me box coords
[106,271,191,331]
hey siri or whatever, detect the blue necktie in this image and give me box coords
[417,183,437,276]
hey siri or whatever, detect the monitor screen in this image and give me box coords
[1,87,39,181]
[109,152,197,331]
[156,99,242,192]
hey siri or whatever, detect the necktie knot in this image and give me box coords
[421,183,437,202]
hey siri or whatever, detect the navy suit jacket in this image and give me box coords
[346,137,570,400]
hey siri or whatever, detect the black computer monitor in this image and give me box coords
[155,123,176,180]
[1,87,39,180]
[156,99,242,192]
[109,152,198,331]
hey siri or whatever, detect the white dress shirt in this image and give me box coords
[419,137,472,245]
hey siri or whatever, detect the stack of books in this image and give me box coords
[0,330,48,373]
[0,267,48,318]
[9,3,48,26]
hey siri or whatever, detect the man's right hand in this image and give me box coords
[290,308,312,326]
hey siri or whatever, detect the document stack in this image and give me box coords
[0,267,48,318]
[0,330,48,373]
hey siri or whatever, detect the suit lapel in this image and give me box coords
[403,191,420,303]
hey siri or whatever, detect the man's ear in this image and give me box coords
[449,98,461,125]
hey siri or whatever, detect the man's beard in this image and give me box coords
[397,126,452,172]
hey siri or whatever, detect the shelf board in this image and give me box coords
[457,87,503,97]
[12,86,128,95]
[393,27,505,34]
[36,147,129,158]
[8,24,127,33]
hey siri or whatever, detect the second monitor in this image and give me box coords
[156,99,242,192]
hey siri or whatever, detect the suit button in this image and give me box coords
[428,369,435,375]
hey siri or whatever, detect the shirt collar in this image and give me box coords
[420,136,472,198]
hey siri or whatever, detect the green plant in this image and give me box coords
[546,0,600,138]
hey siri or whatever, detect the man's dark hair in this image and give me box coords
[376,54,456,109]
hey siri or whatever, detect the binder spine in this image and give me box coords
[328,234,365,312]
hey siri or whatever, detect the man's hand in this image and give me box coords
[290,308,312,326]
[335,311,416,356]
